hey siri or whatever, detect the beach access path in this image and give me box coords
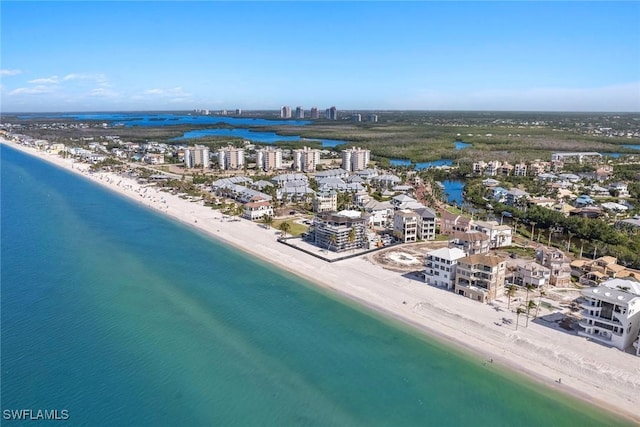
[3,139,639,424]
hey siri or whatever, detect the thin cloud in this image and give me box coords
[0,69,22,76]
[142,87,192,98]
[88,87,120,98]
[144,88,165,95]
[29,76,60,84]
[9,85,56,95]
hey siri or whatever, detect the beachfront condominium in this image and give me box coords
[424,247,467,289]
[579,278,640,353]
[281,106,292,119]
[454,254,506,303]
[341,147,371,172]
[295,106,305,119]
[218,146,245,170]
[256,147,283,172]
[310,107,319,119]
[293,146,321,173]
[184,145,210,169]
[310,211,367,252]
[367,114,378,123]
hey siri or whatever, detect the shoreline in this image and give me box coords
[2,139,639,424]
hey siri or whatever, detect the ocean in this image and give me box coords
[1,145,632,426]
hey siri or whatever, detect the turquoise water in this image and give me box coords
[1,145,633,426]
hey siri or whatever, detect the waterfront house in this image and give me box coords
[454,254,506,303]
[242,200,274,221]
[439,210,473,236]
[449,231,491,255]
[424,247,467,289]
[535,247,572,287]
[393,210,420,243]
[579,278,640,354]
[513,262,551,288]
[472,220,512,248]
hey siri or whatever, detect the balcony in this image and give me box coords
[580,302,602,313]
[578,319,592,329]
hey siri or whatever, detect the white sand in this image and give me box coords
[3,139,640,423]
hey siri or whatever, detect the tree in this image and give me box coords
[348,228,357,252]
[516,306,526,331]
[328,234,337,252]
[505,284,518,309]
[279,221,291,238]
[524,284,535,307]
[262,215,273,229]
[534,288,546,319]
[526,300,537,327]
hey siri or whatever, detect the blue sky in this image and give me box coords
[1,1,639,112]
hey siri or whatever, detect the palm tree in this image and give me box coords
[524,284,535,306]
[279,221,291,238]
[516,306,526,331]
[327,234,337,252]
[529,221,537,245]
[348,228,356,251]
[526,300,537,327]
[534,288,546,319]
[505,284,517,309]
[234,203,244,221]
[262,215,273,229]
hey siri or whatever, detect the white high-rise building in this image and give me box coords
[310,107,319,119]
[218,146,245,170]
[342,147,370,172]
[293,146,321,172]
[295,106,304,119]
[256,147,283,171]
[281,106,292,119]
[184,145,210,169]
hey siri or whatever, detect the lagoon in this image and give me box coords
[171,128,347,148]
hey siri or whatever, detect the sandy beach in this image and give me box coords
[3,139,639,424]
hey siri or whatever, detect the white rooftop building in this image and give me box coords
[424,247,467,289]
[579,278,640,354]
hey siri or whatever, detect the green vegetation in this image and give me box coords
[273,219,307,237]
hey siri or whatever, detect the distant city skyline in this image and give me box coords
[1,2,639,113]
